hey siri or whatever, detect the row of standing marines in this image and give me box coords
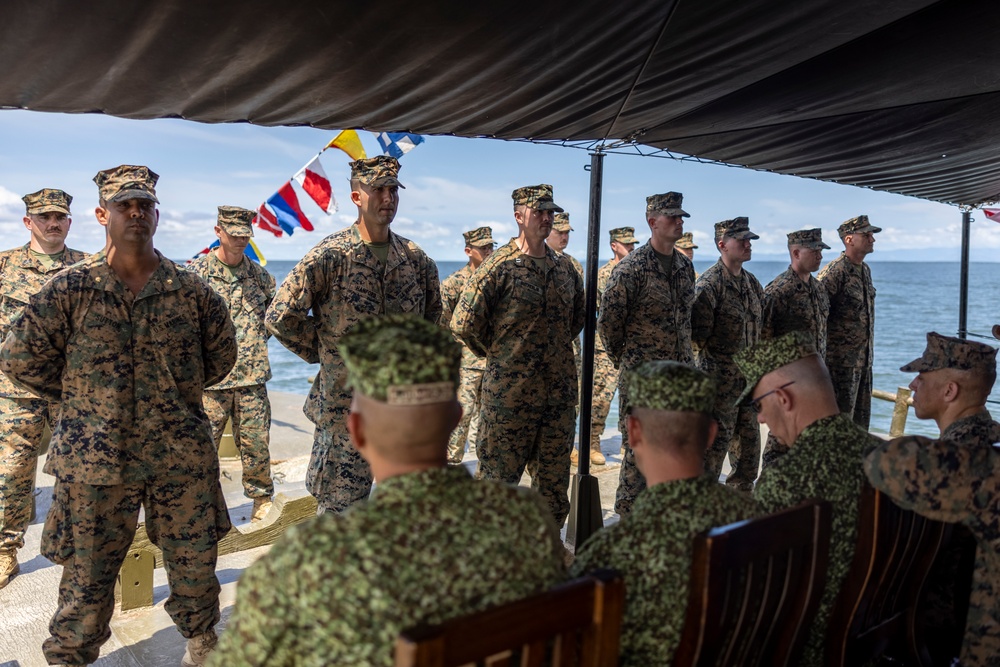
[0,157,995,666]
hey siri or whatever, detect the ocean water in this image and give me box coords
[265,258,1000,438]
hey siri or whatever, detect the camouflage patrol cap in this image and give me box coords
[552,212,573,232]
[338,314,461,405]
[462,226,495,247]
[610,227,639,244]
[734,331,818,405]
[350,155,405,188]
[646,192,690,218]
[625,360,716,414]
[512,184,564,212]
[22,188,72,215]
[787,228,830,250]
[900,331,998,374]
[715,216,759,241]
[675,232,698,249]
[838,215,882,238]
[217,206,255,238]
[94,165,160,203]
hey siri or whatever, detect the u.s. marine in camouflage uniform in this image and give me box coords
[188,206,276,520]
[736,331,877,667]
[675,232,698,277]
[452,185,584,527]
[0,188,87,589]
[547,211,584,277]
[865,332,1000,667]
[440,226,495,464]
[0,166,237,666]
[571,361,759,666]
[759,228,831,469]
[691,217,764,492]
[209,315,566,667]
[818,215,880,430]
[597,192,696,517]
[267,156,442,514]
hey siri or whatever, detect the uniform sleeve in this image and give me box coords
[265,259,323,364]
[200,284,238,388]
[450,270,495,358]
[263,269,277,310]
[761,282,778,340]
[597,268,628,366]
[422,257,443,325]
[690,274,718,349]
[864,437,974,522]
[0,281,69,401]
[571,268,585,338]
[817,260,842,301]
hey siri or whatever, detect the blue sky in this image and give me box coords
[1,109,998,262]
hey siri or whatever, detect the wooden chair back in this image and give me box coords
[672,500,832,667]
[394,569,624,667]
[824,482,950,667]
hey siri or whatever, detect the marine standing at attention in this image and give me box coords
[865,333,1000,667]
[209,315,566,667]
[691,217,764,492]
[818,215,880,429]
[675,231,698,276]
[570,361,759,666]
[188,206,277,521]
[0,165,237,666]
[546,211,584,277]
[266,156,442,514]
[451,184,584,527]
[597,192,696,517]
[0,188,87,590]
[439,226,495,464]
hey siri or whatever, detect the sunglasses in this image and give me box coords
[748,381,795,413]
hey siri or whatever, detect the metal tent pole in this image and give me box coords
[567,151,605,548]
[959,209,971,339]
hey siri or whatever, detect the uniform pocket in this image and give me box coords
[40,483,74,565]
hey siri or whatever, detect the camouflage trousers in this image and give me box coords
[203,384,274,498]
[41,472,231,665]
[0,395,52,552]
[614,382,644,518]
[582,349,618,453]
[704,369,760,493]
[447,366,484,464]
[475,402,575,527]
[308,427,373,514]
[827,362,872,430]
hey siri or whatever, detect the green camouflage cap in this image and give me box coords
[734,331,818,405]
[714,216,759,241]
[675,232,698,249]
[463,226,495,247]
[787,228,830,249]
[511,184,564,212]
[552,212,573,232]
[350,155,405,188]
[837,215,882,238]
[338,314,461,405]
[646,191,690,218]
[217,206,255,238]
[22,188,72,215]
[900,331,998,373]
[624,360,716,414]
[94,165,160,203]
[610,227,639,244]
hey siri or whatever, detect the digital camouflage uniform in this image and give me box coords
[188,206,276,500]
[0,189,88,558]
[691,218,764,492]
[451,185,584,527]
[818,216,881,430]
[598,195,695,516]
[590,258,620,452]
[675,232,699,279]
[266,156,442,514]
[570,361,759,666]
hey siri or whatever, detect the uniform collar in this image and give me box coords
[87,249,182,297]
[349,223,406,271]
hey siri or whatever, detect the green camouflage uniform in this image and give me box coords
[451,231,585,526]
[440,262,485,463]
[589,259,620,452]
[266,224,441,512]
[189,239,276,499]
[691,259,764,492]
[210,465,565,667]
[0,245,237,665]
[597,243,695,516]
[0,243,87,553]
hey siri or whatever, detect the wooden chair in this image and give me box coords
[672,500,832,667]
[824,482,952,667]
[394,569,624,667]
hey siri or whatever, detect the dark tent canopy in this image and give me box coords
[2,0,999,206]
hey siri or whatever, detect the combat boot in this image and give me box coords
[590,448,606,466]
[0,549,18,589]
[181,629,218,666]
[251,496,273,522]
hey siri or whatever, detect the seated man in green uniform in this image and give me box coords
[570,360,759,666]
[865,332,1000,667]
[735,331,879,667]
[209,314,567,667]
